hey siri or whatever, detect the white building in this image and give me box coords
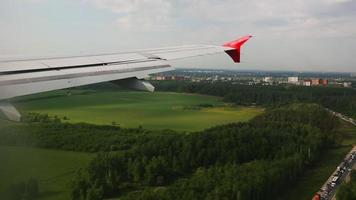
[288,77,299,84]
[304,80,312,87]
[263,77,273,83]
[343,82,352,88]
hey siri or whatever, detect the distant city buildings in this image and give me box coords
[150,75,188,81]
[301,78,329,86]
[149,71,354,88]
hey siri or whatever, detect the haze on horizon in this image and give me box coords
[0,0,355,72]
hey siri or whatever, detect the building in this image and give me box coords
[288,77,299,84]
[311,79,321,86]
[164,76,173,80]
[304,80,312,86]
[321,79,329,86]
[155,76,165,80]
[171,76,186,81]
[343,82,352,88]
[263,76,273,83]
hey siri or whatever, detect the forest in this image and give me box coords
[67,104,340,200]
[337,170,356,200]
[0,113,175,153]
[154,81,356,118]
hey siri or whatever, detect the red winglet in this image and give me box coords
[223,35,252,63]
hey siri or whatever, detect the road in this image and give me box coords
[313,109,356,200]
[326,108,356,126]
[315,147,356,200]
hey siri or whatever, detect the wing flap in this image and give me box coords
[0,60,49,73]
[41,57,102,68]
[92,53,147,63]
[150,46,226,60]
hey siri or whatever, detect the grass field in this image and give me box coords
[277,122,356,200]
[0,145,93,200]
[14,90,263,131]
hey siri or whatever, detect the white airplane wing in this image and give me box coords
[0,36,252,121]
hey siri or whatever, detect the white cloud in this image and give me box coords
[325,0,353,4]
[83,0,356,39]
[84,0,172,30]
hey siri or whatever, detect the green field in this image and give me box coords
[14,90,264,131]
[0,145,93,200]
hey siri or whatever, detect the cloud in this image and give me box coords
[83,0,172,30]
[83,0,356,38]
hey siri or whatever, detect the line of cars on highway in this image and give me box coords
[326,108,356,126]
[313,149,356,200]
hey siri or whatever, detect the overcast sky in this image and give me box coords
[0,0,356,72]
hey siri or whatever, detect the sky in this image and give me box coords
[0,0,356,72]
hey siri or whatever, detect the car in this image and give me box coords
[332,176,339,183]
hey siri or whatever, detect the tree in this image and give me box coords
[86,182,103,200]
[26,178,39,199]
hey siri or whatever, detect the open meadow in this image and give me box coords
[14,90,264,131]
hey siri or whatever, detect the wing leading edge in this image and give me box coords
[0,36,252,121]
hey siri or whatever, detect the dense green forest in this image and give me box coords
[0,113,176,153]
[154,81,356,118]
[66,104,340,200]
[337,170,356,200]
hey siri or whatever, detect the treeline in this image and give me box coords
[5,178,39,200]
[154,81,356,118]
[337,170,356,200]
[0,113,176,153]
[70,104,340,200]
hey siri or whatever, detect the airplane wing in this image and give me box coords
[0,35,252,121]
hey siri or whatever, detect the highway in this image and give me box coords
[313,109,356,200]
[315,147,356,200]
[326,108,356,126]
